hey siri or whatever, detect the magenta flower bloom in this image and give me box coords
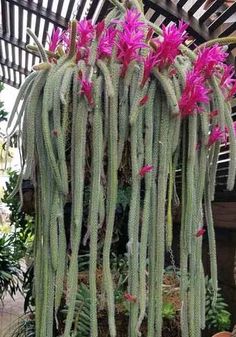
[75,20,94,61]
[139,95,149,106]
[124,293,137,303]
[226,80,236,100]
[141,52,159,86]
[220,64,235,88]
[98,27,117,59]
[208,125,225,146]
[78,71,94,106]
[122,8,145,31]
[179,70,210,117]
[196,227,206,237]
[139,165,153,177]
[152,20,188,69]
[77,20,94,47]
[96,20,105,39]
[209,110,218,119]
[194,45,228,78]
[196,142,201,151]
[116,9,146,76]
[48,27,63,52]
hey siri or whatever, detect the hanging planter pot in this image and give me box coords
[212,332,232,337]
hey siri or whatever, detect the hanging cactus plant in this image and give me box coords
[6,0,236,336]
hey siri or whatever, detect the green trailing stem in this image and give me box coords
[102,62,120,337]
[155,94,170,337]
[7,79,35,140]
[224,102,236,190]
[211,76,226,131]
[129,76,148,125]
[180,123,189,337]
[147,88,161,337]
[54,207,67,315]
[117,63,136,165]
[209,142,221,201]
[195,36,236,50]
[49,192,60,272]
[184,115,197,253]
[152,69,179,116]
[136,81,155,336]
[88,76,103,337]
[26,44,59,59]
[23,70,49,180]
[26,28,48,62]
[200,262,206,330]
[63,74,88,337]
[166,160,174,250]
[104,7,120,25]
[117,80,129,166]
[127,67,143,337]
[41,71,67,195]
[60,65,77,105]
[6,71,38,132]
[204,180,218,306]
[129,113,142,337]
[200,111,210,146]
[97,59,115,98]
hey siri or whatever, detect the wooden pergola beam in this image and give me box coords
[0,75,20,88]
[5,0,68,28]
[145,0,210,41]
[0,57,31,76]
[0,29,39,57]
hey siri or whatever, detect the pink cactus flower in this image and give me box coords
[220,64,235,88]
[117,30,146,76]
[208,125,225,147]
[96,20,105,39]
[179,70,210,117]
[196,227,206,237]
[98,27,117,59]
[152,20,188,69]
[48,27,63,52]
[196,143,201,151]
[209,110,218,119]
[139,95,149,106]
[51,129,59,137]
[194,45,228,78]
[141,52,159,86]
[75,19,94,61]
[78,71,94,106]
[77,19,94,47]
[124,293,137,303]
[116,9,146,76]
[226,80,236,100]
[122,8,145,31]
[139,165,153,177]
[146,27,154,42]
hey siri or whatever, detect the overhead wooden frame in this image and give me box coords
[0,0,236,88]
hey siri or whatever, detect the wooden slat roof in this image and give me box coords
[1,0,236,192]
[1,0,236,87]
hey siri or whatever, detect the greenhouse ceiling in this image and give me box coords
[0,0,236,191]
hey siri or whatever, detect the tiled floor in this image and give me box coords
[0,291,24,337]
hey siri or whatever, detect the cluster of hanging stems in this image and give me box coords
[6,0,236,336]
